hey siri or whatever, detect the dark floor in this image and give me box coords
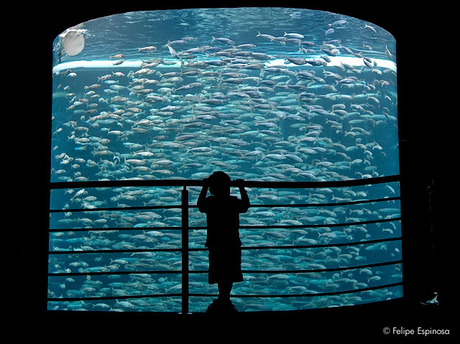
[13,294,455,341]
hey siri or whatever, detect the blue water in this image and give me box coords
[49,7,402,312]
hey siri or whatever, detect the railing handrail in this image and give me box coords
[48,216,401,233]
[48,259,402,277]
[47,281,403,303]
[49,195,401,213]
[48,236,402,256]
[49,174,400,190]
[48,174,403,313]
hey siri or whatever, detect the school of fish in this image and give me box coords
[49,8,402,312]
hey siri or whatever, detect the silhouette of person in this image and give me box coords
[197,171,250,313]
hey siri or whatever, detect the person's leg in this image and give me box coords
[217,281,233,302]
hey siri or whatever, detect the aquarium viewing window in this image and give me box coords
[49,7,402,313]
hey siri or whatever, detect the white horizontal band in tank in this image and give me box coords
[53,60,144,73]
[52,56,396,74]
[269,57,396,72]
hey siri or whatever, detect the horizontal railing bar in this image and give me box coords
[48,237,401,256]
[49,226,183,232]
[47,282,403,303]
[48,258,402,278]
[49,204,181,213]
[190,282,403,298]
[238,217,401,230]
[242,196,400,208]
[186,218,401,233]
[49,196,401,213]
[188,221,399,233]
[48,270,182,277]
[189,237,402,252]
[242,237,401,250]
[48,247,182,255]
[49,217,401,233]
[190,260,402,274]
[47,293,183,302]
[49,175,400,190]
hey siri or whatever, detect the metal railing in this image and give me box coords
[48,174,402,313]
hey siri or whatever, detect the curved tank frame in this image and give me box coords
[49,7,402,313]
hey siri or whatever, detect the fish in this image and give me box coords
[364,24,378,34]
[284,32,304,39]
[211,36,235,45]
[385,45,393,59]
[256,31,275,41]
[165,42,181,59]
[138,46,157,52]
[285,57,307,65]
[329,19,347,27]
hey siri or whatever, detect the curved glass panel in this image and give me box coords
[49,7,401,313]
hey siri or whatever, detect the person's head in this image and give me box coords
[208,171,231,197]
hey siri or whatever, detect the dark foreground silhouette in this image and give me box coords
[197,171,250,313]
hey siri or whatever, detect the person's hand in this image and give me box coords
[202,178,209,187]
[235,179,245,187]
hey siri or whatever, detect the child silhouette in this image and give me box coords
[197,171,250,312]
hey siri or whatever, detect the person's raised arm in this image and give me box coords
[198,178,209,213]
[235,179,250,212]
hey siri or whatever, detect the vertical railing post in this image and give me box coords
[181,185,189,314]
